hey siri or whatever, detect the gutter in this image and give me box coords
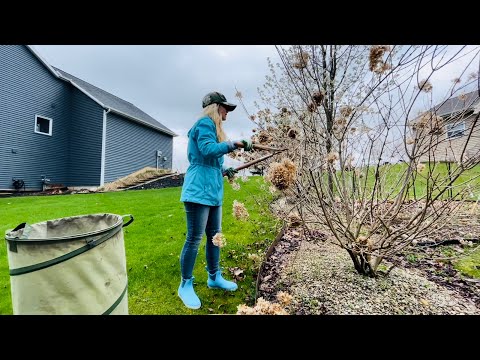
[100,108,111,186]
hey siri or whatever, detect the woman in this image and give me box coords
[178,91,253,309]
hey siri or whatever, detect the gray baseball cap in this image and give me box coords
[202,91,237,111]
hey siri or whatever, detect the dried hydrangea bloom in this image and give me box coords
[233,200,249,221]
[287,128,298,139]
[416,163,426,172]
[265,158,297,191]
[312,91,324,105]
[339,105,354,117]
[255,298,288,315]
[307,102,317,112]
[326,152,339,163]
[230,181,241,191]
[276,291,293,306]
[369,45,391,74]
[235,90,243,99]
[334,117,347,127]
[241,175,249,182]
[416,112,442,130]
[212,232,226,248]
[258,131,273,144]
[417,79,433,92]
[293,51,310,69]
[236,304,258,315]
[406,137,415,145]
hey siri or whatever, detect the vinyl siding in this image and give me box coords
[104,112,173,183]
[0,45,71,190]
[67,90,103,186]
[418,113,480,163]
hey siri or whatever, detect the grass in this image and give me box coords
[454,247,480,278]
[337,163,480,200]
[0,176,281,315]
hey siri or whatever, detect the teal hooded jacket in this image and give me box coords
[180,117,236,206]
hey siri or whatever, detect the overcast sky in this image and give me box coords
[31,45,478,173]
[32,45,280,172]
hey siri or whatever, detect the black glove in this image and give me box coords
[223,167,238,179]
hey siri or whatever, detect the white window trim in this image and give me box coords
[34,114,53,136]
[445,121,465,140]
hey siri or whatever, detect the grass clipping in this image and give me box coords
[99,167,172,191]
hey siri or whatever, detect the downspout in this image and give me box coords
[100,108,111,186]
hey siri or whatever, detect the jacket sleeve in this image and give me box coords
[195,119,236,158]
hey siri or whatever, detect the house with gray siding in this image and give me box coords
[0,45,177,191]
[413,90,480,163]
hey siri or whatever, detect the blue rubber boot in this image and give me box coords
[178,277,201,309]
[207,269,238,291]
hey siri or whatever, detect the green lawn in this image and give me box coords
[339,163,480,200]
[0,177,281,315]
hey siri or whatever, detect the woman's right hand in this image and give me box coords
[234,139,253,151]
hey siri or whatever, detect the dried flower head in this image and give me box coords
[417,79,433,93]
[340,105,354,117]
[212,232,227,248]
[258,131,273,144]
[312,91,325,105]
[265,158,297,191]
[416,112,442,130]
[230,181,241,191]
[355,169,364,178]
[406,137,415,145]
[307,102,317,113]
[334,117,347,127]
[416,163,426,172]
[293,51,310,69]
[369,45,391,74]
[235,91,243,99]
[233,200,249,221]
[276,291,293,306]
[287,128,298,139]
[357,235,367,243]
[249,115,256,121]
[326,152,339,163]
[459,93,468,101]
[236,297,288,315]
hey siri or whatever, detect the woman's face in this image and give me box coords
[218,104,228,121]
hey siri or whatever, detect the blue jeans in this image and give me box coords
[180,202,222,279]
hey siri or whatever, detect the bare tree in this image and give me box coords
[236,45,480,277]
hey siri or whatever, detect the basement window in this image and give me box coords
[445,121,465,139]
[34,115,53,136]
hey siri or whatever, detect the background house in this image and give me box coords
[415,90,480,163]
[0,45,177,191]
